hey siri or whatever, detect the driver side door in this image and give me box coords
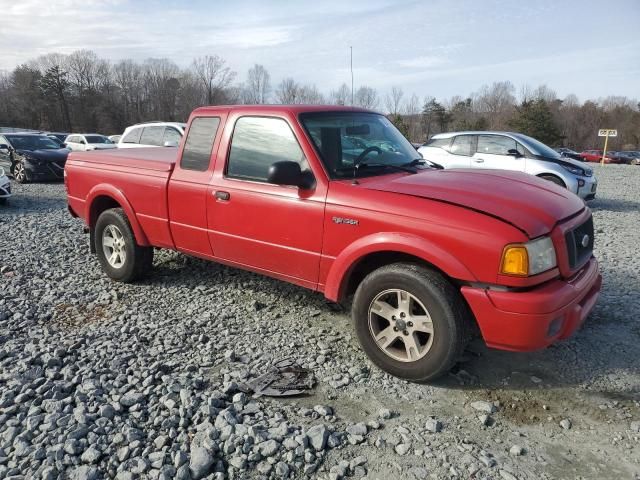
[472,134,526,172]
[207,115,326,288]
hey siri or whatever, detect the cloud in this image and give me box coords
[396,56,447,69]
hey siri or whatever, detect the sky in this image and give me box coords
[0,0,638,102]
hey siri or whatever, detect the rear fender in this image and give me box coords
[324,232,476,302]
[86,184,150,246]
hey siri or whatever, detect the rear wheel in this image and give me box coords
[95,208,153,282]
[539,174,566,188]
[352,263,468,382]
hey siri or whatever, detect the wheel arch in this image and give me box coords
[86,184,150,250]
[537,172,566,188]
[324,233,477,303]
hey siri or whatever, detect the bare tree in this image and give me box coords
[244,64,270,104]
[403,93,422,142]
[354,86,378,109]
[384,86,404,114]
[275,78,300,104]
[191,55,235,105]
[474,81,516,129]
[329,83,350,105]
[298,84,324,104]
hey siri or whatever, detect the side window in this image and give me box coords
[67,136,76,143]
[227,116,307,182]
[163,127,181,145]
[477,135,517,156]
[180,117,220,171]
[122,127,142,144]
[424,137,451,150]
[140,126,164,146]
[516,142,526,156]
[450,135,473,156]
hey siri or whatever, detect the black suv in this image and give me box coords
[0,133,70,183]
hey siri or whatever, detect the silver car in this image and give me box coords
[418,131,597,200]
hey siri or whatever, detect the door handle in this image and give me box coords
[214,190,230,201]
[473,158,484,163]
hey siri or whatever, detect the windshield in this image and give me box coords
[7,135,60,150]
[85,135,111,144]
[515,134,561,159]
[300,112,419,178]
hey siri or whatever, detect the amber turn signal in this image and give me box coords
[500,245,529,276]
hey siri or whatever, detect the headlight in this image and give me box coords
[561,164,584,176]
[500,236,557,276]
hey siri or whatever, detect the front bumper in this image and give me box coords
[461,257,601,351]
[576,175,597,200]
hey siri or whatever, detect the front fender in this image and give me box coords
[85,184,150,246]
[324,232,477,302]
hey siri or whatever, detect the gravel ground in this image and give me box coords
[0,164,638,480]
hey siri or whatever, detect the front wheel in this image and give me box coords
[12,161,29,184]
[95,208,153,282]
[352,263,468,382]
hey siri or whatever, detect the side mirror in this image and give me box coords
[80,140,86,144]
[507,149,522,157]
[267,161,314,189]
[163,140,179,147]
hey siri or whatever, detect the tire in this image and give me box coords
[352,263,468,382]
[12,161,29,184]
[95,208,153,282]
[539,174,566,188]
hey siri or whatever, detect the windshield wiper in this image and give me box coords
[402,158,444,170]
[356,162,417,174]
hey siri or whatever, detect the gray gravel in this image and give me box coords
[0,165,639,479]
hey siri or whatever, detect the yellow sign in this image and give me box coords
[598,129,617,137]
[598,129,617,165]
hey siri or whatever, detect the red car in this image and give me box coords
[580,150,615,163]
[65,105,601,381]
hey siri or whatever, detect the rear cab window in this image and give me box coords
[226,116,308,182]
[180,117,220,171]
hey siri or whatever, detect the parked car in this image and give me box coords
[65,134,117,151]
[46,132,71,145]
[624,151,640,165]
[580,149,616,163]
[0,167,10,204]
[555,147,583,161]
[65,105,602,382]
[418,131,597,200]
[108,135,121,144]
[0,133,69,182]
[118,121,186,148]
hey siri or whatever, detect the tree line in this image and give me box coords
[0,50,638,150]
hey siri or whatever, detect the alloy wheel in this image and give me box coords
[102,224,127,269]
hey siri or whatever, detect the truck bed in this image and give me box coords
[67,147,178,172]
[66,148,179,249]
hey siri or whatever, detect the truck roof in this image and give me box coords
[191,104,378,116]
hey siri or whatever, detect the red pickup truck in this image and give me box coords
[65,105,602,381]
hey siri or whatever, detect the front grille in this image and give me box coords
[565,216,594,269]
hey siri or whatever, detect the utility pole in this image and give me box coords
[350,46,354,106]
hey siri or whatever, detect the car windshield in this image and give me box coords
[300,112,419,178]
[7,135,60,150]
[85,135,111,144]
[514,134,561,159]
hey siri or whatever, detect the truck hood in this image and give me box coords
[361,169,585,238]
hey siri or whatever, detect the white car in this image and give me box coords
[418,131,598,200]
[65,134,117,151]
[108,135,121,143]
[0,167,11,204]
[118,122,186,149]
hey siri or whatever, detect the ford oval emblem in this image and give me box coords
[581,234,590,248]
